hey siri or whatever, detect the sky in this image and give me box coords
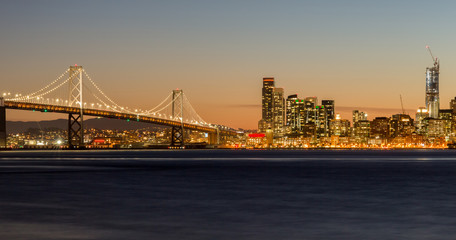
[2,0,456,129]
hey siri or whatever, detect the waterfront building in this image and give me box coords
[246,133,266,147]
[257,119,269,134]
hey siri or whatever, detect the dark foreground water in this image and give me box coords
[1,150,456,240]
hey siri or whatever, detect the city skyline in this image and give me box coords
[2,1,456,129]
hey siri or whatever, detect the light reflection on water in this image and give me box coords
[1,150,456,240]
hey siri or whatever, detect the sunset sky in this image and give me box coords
[2,0,456,129]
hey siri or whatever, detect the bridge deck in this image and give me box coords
[4,101,236,135]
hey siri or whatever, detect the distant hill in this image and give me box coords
[6,118,164,134]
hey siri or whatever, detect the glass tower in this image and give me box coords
[426,60,440,118]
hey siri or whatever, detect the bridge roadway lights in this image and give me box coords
[68,113,84,149]
[0,98,6,148]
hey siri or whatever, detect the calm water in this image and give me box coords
[1,150,456,240]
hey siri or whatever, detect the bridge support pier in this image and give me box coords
[0,98,6,148]
[208,130,220,145]
[170,126,184,147]
[68,113,84,149]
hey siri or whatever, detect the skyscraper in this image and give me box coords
[304,97,317,124]
[262,77,275,122]
[286,94,304,135]
[321,100,335,136]
[272,88,285,136]
[321,100,335,121]
[425,46,440,118]
[259,77,275,132]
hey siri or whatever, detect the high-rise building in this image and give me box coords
[352,110,368,124]
[438,109,452,137]
[329,114,350,137]
[370,117,390,139]
[415,107,429,135]
[425,50,440,118]
[425,118,445,137]
[450,98,456,136]
[259,77,275,132]
[450,97,456,113]
[314,100,335,137]
[304,97,317,124]
[353,120,370,143]
[272,88,285,136]
[390,114,414,138]
[286,94,305,135]
[315,105,327,137]
[261,77,275,121]
[322,100,335,121]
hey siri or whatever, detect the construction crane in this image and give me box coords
[400,94,405,115]
[426,45,439,69]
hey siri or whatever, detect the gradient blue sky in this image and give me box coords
[2,0,456,128]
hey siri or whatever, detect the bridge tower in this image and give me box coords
[68,65,84,149]
[0,97,6,148]
[170,89,184,147]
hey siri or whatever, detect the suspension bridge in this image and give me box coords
[0,65,236,149]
